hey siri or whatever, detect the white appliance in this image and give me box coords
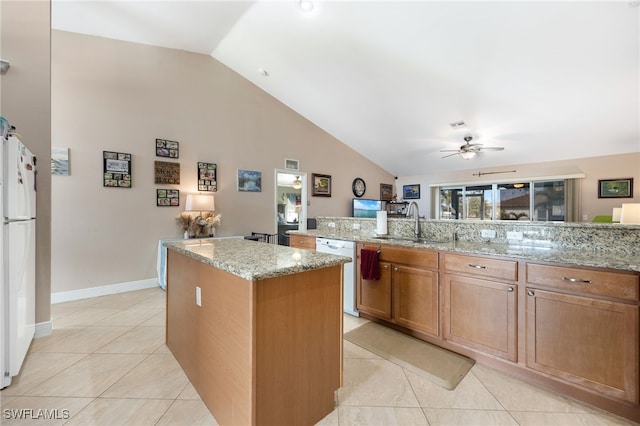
[0,133,37,389]
[316,238,358,316]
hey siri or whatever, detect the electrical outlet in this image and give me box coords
[507,231,523,241]
[196,286,202,307]
[481,229,496,239]
[328,222,336,228]
[353,223,361,230]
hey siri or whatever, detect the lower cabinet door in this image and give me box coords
[357,262,392,320]
[526,288,639,403]
[393,265,439,336]
[443,274,517,361]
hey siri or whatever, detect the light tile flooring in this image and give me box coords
[0,287,636,425]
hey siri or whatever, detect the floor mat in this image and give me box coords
[344,322,474,390]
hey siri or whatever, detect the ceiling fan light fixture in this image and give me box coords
[460,151,476,160]
[292,176,302,189]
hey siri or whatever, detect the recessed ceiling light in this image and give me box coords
[300,0,314,13]
[258,68,269,77]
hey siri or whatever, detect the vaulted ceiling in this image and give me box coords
[52,1,640,177]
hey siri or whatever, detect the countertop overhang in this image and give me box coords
[164,238,352,281]
[290,230,640,273]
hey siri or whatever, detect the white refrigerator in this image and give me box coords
[0,134,36,389]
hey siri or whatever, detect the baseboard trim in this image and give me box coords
[51,278,160,304]
[34,320,53,338]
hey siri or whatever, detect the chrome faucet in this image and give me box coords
[406,201,421,239]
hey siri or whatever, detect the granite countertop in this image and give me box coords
[164,238,352,281]
[291,230,640,273]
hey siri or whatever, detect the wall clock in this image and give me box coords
[352,177,366,197]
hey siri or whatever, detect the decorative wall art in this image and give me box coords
[285,158,299,171]
[380,183,393,201]
[157,189,180,206]
[156,138,179,158]
[103,151,131,188]
[403,184,421,199]
[598,178,633,198]
[51,147,69,176]
[198,162,217,192]
[237,169,262,192]
[154,160,180,185]
[312,173,332,197]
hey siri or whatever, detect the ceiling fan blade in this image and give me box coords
[441,152,460,159]
[440,149,459,153]
[480,147,504,151]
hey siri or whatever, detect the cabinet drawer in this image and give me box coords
[377,245,438,269]
[526,263,639,301]
[444,253,517,281]
[289,235,316,250]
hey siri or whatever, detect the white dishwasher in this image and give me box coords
[316,238,358,316]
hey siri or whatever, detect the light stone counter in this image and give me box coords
[290,229,640,273]
[164,237,351,281]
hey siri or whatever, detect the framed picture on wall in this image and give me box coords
[598,178,633,198]
[380,183,393,201]
[154,160,180,185]
[237,169,262,192]
[155,138,179,158]
[312,173,332,197]
[103,151,131,188]
[198,162,217,192]
[403,184,420,200]
[157,189,180,206]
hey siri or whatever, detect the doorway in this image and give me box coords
[274,170,307,245]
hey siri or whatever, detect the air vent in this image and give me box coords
[449,121,467,129]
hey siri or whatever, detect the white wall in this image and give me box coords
[396,152,640,221]
[51,31,394,294]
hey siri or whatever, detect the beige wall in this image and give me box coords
[51,31,394,294]
[1,1,51,324]
[397,152,640,221]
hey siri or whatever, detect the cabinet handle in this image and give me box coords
[561,276,592,284]
[507,287,514,292]
[394,267,399,272]
[382,264,389,270]
[468,264,487,269]
[527,290,535,297]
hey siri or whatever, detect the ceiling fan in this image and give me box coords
[440,135,504,159]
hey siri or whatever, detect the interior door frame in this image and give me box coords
[274,169,307,235]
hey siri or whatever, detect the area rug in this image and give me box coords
[344,322,474,390]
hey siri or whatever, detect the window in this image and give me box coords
[438,180,567,221]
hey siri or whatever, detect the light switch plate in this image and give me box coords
[328,222,336,228]
[196,286,202,307]
[353,223,361,230]
[507,231,523,241]
[481,229,496,239]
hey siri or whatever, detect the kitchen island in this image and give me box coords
[163,238,351,426]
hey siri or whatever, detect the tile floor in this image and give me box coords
[0,287,636,425]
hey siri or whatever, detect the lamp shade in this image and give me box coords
[185,194,215,212]
[620,203,640,224]
[612,207,622,223]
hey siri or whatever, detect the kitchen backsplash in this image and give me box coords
[315,217,640,254]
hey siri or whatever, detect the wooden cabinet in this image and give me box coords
[357,244,439,336]
[525,263,639,404]
[289,234,316,250]
[442,253,518,361]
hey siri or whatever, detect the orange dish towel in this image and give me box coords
[361,249,380,280]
